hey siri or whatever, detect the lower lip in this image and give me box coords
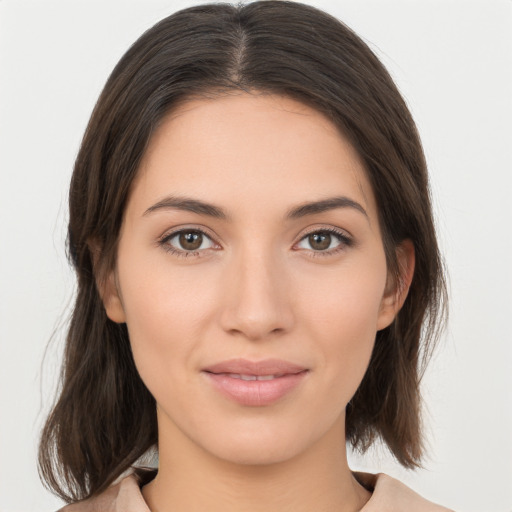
[203,371,309,406]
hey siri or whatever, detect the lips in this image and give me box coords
[202,358,309,406]
[203,358,308,376]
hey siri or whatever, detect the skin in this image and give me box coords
[101,92,414,512]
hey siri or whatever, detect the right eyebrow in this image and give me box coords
[143,195,229,220]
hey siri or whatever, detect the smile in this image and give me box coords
[223,373,285,381]
[202,360,309,407]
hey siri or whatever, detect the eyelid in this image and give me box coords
[158,224,220,242]
[298,225,353,239]
[293,225,354,255]
[158,225,222,257]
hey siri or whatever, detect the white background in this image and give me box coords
[1,1,511,511]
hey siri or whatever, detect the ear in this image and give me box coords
[99,270,126,323]
[89,240,126,324]
[376,239,415,331]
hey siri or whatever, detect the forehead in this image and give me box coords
[130,92,376,223]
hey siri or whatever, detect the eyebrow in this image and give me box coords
[143,194,368,220]
[286,196,368,220]
[143,196,228,219]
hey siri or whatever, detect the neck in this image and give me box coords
[142,414,370,512]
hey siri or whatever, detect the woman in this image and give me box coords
[39,2,451,510]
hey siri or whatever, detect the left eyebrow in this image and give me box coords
[286,196,368,220]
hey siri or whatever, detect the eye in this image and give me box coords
[160,229,217,256]
[295,229,352,254]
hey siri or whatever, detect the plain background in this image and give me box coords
[1,1,511,511]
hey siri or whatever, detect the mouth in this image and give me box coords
[202,358,309,406]
[214,373,291,381]
[202,358,308,376]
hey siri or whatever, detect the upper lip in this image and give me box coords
[202,358,308,376]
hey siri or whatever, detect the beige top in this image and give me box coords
[58,470,454,512]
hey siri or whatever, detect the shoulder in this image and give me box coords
[57,471,151,512]
[358,472,455,512]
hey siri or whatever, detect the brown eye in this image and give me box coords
[179,231,203,250]
[296,229,350,253]
[163,229,215,254]
[308,232,332,251]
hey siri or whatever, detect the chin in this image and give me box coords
[193,419,328,468]
[209,439,303,467]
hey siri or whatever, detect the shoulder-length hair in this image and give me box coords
[39,0,447,502]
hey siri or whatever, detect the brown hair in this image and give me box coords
[39,0,446,503]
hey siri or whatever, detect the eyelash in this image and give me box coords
[158,226,353,259]
[158,227,219,258]
[296,227,353,258]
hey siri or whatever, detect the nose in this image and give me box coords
[219,247,295,341]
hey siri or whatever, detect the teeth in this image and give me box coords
[227,373,280,381]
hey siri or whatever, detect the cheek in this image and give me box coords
[299,253,387,335]
[116,250,220,386]
[298,258,387,397]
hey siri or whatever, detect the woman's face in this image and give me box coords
[103,92,409,465]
